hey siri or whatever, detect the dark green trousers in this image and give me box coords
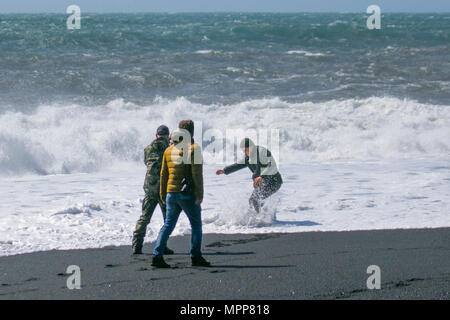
[132,194,166,251]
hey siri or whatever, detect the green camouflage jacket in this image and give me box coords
[143,136,170,196]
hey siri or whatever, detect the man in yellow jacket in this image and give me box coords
[152,120,211,268]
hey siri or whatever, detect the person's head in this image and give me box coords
[240,138,255,157]
[156,125,170,139]
[178,120,194,141]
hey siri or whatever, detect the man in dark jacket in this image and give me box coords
[132,125,174,255]
[216,138,283,213]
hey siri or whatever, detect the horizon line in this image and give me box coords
[0,11,449,14]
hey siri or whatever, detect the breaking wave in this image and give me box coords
[0,96,449,176]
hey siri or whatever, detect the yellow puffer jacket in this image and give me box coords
[160,142,204,202]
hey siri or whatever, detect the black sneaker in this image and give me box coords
[191,256,211,267]
[151,256,170,268]
[132,248,143,255]
[164,247,174,255]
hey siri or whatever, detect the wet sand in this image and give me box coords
[0,228,449,299]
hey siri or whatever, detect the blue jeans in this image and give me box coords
[153,193,203,258]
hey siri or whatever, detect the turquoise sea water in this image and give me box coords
[0,13,449,176]
[0,13,449,109]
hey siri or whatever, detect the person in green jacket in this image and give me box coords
[216,138,283,213]
[132,125,174,255]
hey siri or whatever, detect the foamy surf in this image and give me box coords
[0,158,449,256]
[1,96,449,177]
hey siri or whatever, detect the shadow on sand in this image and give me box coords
[209,264,295,269]
[274,220,321,227]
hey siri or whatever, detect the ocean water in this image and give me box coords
[0,13,449,256]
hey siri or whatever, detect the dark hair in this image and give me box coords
[240,138,255,149]
[178,120,194,137]
[156,125,169,136]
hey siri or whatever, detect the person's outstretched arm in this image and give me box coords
[216,162,247,176]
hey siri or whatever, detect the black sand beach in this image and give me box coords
[0,228,449,300]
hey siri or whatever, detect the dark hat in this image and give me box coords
[156,125,170,136]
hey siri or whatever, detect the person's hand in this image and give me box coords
[253,176,263,187]
[216,169,225,175]
[195,199,202,205]
[161,200,166,205]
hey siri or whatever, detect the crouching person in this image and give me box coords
[216,138,283,213]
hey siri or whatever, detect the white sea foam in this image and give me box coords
[195,49,221,54]
[1,97,449,256]
[0,97,449,176]
[0,159,449,256]
[287,50,327,57]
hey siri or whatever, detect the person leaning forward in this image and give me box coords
[132,125,174,255]
[151,120,211,268]
[216,138,283,213]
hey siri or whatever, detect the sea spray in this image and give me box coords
[1,97,449,176]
